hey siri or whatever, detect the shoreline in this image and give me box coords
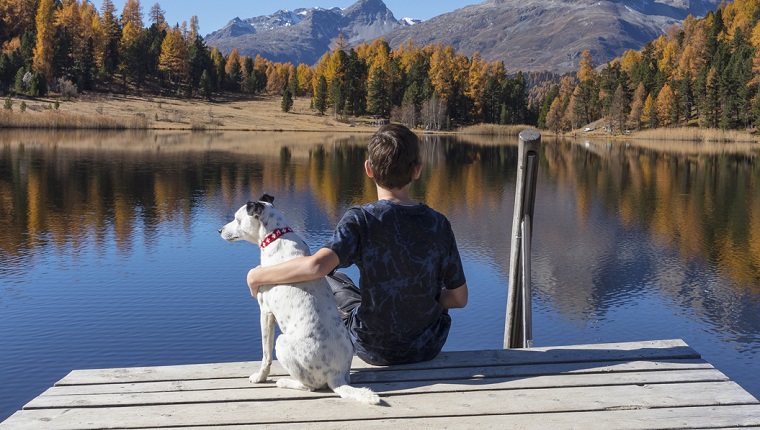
[2,94,760,148]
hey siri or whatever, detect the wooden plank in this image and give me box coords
[39,358,712,396]
[24,369,730,409]
[55,339,698,386]
[350,358,711,384]
[3,381,756,429]
[155,405,760,430]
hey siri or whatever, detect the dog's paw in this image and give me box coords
[249,372,268,383]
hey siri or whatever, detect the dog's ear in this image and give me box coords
[259,194,274,204]
[246,201,266,217]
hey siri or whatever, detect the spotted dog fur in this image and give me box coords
[219,194,380,405]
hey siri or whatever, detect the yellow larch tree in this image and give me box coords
[642,93,657,128]
[296,63,313,95]
[466,52,487,118]
[225,48,240,74]
[619,50,641,76]
[120,0,144,49]
[577,50,596,83]
[658,41,677,79]
[32,0,56,79]
[750,20,760,87]
[656,83,676,126]
[0,0,38,41]
[158,25,189,85]
[429,43,456,101]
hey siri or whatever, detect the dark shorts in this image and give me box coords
[325,271,361,327]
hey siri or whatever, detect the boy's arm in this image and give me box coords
[246,247,340,296]
[439,283,468,309]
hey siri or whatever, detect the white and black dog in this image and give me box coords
[219,194,380,405]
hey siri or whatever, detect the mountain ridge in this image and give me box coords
[205,0,723,72]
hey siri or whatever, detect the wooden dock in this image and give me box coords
[2,339,758,429]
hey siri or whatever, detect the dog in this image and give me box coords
[219,194,380,405]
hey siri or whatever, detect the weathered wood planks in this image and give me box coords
[2,339,758,429]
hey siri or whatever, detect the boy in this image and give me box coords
[246,123,468,365]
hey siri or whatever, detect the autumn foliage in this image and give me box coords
[543,0,760,133]
[9,1,760,132]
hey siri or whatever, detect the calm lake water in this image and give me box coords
[1,130,759,420]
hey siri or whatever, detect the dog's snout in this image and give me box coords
[218,228,223,234]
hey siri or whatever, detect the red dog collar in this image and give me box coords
[260,227,294,249]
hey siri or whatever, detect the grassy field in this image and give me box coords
[1,93,378,132]
[3,94,760,151]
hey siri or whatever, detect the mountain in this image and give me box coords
[382,0,723,72]
[205,0,723,72]
[204,0,416,64]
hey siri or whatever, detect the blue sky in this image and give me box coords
[111,1,478,35]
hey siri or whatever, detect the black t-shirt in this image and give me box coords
[324,200,466,365]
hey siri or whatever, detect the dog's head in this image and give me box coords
[219,194,276,244]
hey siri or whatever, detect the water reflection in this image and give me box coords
[0,130,759,418]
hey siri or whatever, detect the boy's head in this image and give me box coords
[366,124,421,190]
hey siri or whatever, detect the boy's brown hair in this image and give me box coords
[367,124,420,190]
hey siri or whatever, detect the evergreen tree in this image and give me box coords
[52,26,75,82]
[610,84,629,133]
[314,75,328,115]
[188,36,211,95]
[538,85,560,129]
[29,71,46,96]
[100,0,122,84]
[281,85,293,113]
[199,69,213,100]
[344,49,367,116]
[367,65,389,116]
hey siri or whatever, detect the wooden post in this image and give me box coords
[504,129,541,349]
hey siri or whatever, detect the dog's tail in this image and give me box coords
[329,379,381,405]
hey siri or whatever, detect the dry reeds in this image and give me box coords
[633,127,758,143]
[0,110,148,129]
[457,124,533,137]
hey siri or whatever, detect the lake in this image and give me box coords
[1,130,759,421]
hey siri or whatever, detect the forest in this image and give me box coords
[0,0,534,130]
[4,0,760,132]
[540,0,760,134]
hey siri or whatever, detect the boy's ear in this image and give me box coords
[364,159,374,178]
[413,162,423,180]
[246,201,266,217]
[259,194,274,204]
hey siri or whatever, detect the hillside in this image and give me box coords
[205,0,723,72]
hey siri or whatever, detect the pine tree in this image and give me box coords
[199,69,213,100]
[281,85,293,113]
[367,65,391,116]
[314,75,328,115]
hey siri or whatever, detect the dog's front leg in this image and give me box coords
[250,307,276,383]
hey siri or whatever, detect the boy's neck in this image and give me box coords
[376,184,417,206]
